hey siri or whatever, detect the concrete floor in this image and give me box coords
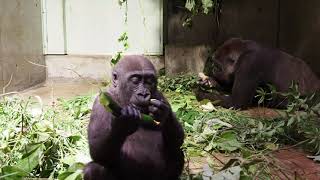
[19,80,320,179]
[21,80,101,105]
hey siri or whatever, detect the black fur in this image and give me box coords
[196,38,320,109]
[84,55,184,180]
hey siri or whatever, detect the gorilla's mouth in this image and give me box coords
[213,63,223,73]
[210,60,222,75]
[134,104,149,112]
[131,100,150,114]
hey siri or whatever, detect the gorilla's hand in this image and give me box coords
[197,73,218,88]
[148,99,171,123]
[112,106,140,136]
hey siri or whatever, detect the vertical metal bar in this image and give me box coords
[41,0,48,54]
[160,0,164,55]
[62,0,67,54]
[276,0,281,48]
[163,0,168,50]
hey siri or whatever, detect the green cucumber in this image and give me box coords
[99,91,159,125]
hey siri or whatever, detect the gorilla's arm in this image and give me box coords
[199,80,258,109]
[161,114,185,179]
[228,53,260,109]
[196,53,260,109]
[152,92,184,150]
[230,75,259,109]
[88,97,126,167]
[155,93,185,179]
[195,90,234,108]
[161,112,184,151]
[88,96,142,169]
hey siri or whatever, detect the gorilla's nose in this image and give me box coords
[138,92,151,100]
[136,92,151,107]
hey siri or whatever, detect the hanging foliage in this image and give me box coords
[111,1,129,65]
[181,0,223,27]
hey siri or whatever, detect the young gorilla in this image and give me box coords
[84,56,184,180]
[196,38,320,109]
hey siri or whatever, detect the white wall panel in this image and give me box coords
[43,0,163,55]
[42,0,65,54]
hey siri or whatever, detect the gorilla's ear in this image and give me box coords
[112,71,118,87]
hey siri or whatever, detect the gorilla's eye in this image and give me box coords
[227,58,235,64]
[130,76,141,84]
[145,77,156,87]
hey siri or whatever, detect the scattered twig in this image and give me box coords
[26,60,102,90]
[276,139,309,151]
[3,73,13,94]
[209,153,225,166]
[26,60,47,68]
[0,91,20,97]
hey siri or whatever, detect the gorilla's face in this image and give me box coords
[124,70,157,108]
[212,38,244,87]
[112,55,157,112]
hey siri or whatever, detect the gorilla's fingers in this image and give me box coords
[150,99,167,109]
[133,107,141,120]
[127,106,135,117]
[121,107,129,117]
[148,106,158,113]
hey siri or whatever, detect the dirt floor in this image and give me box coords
[21,80,100,105]
[21,82,320,179]
[244,108,320,179]
[272,148,320,179]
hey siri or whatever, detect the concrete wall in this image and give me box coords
[166,0,320,77]
[167,12,217,46]
[0,0,45,92]
[218,0,278,48]
[165,45,210,75]
[279,0,320,76]
[166,1,217,75]
[46,55,165,81]
[167,0,278,47]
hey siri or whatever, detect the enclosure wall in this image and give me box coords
[0,0,45,92]
[166,0,320,77]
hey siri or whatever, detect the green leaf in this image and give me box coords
[258,121,264,130]
[265,143,278,150]
[204,143,214,151]
[210,166,242,180]
[68,162,85,172]
[216,131,242,152]
[287,116,295,126]
[1,166,28,179]
[118,0,126,6]
[16,144,44,173]
[64,170,82,180]
[58,163,84,180]
[37,132,50,142]
[99,92,113,113]
[68,135,81,144]
[58,172,74,180]
[202,0,213,14]
[258,96,264,105]
[2,144,44,179]
[241,148,253,158]
[185,0,196,11]
[62,156,77,166]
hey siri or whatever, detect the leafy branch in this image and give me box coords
[111,1,129,65]
[182,0,223,27]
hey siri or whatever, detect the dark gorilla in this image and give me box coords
[196,38,320,109]
[84,55,184,180]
